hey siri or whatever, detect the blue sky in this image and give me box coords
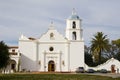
[0,0,120,46]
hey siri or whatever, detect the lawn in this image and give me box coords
[0,73,120,80]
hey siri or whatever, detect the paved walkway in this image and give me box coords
[87,73,120,78]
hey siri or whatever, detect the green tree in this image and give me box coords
[90,32,109,63]
[112,39,120,61]
[102,39,120,59]
[85,52,94,66]
[112,39,120,48]
[85,46,94,66]
[0,41,10,70]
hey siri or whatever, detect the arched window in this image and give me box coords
[72,21,76,29]
[72,32,77,40]
[50,33,54,39]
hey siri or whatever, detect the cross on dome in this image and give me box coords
[49,21,55,30]
[51,21,53,24]
[68,8,80,20]
[72,8,77,15]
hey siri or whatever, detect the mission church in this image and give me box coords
[3,10,84,73]
[3,10,120,73]
[18,10,84,72]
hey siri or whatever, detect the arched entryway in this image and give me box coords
[111,65,116,73]
[10,60,16,72]
[48,60,55,72]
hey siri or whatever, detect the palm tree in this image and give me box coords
[90,32,109,63]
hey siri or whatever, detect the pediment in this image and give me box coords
[38,29,68,42]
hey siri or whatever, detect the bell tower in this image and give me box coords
[65,9,83,41]
[65,9,84,71]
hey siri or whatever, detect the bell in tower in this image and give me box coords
[65,9,83,41]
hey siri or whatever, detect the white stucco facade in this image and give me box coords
[18,10,84,72]
[2,46,20,73]
[85,58,120,73]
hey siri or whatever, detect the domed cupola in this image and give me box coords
[68,8,80,20]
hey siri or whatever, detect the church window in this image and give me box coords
[72,32,77,40]
[72,21,76,29]
[49,47,54,51]
[50,33,54,39]
[12,49,15,53]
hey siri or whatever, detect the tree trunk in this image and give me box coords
[99,50,101,64]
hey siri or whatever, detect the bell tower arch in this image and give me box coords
[65,9,83,41]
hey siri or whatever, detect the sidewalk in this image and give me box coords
[88,73,120,78]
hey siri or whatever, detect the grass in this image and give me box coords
[0,73,120,80]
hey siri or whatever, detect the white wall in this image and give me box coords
[70,41,84,71]
[85,58,120,73]
[19,40,38,71]
[38,28,69,72]
[38,43,69,72]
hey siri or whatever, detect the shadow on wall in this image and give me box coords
[20,54,39,72]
